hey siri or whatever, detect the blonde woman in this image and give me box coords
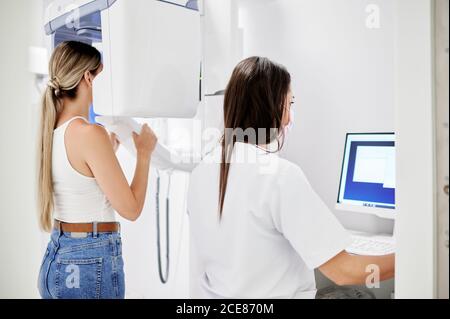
[37,41,157,299]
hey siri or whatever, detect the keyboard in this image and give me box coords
[346,234,395,256]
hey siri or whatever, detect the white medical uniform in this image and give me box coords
[187,142,351,299]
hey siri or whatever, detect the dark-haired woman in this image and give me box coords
[187,57,395,299]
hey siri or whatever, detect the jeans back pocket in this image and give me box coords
[55,257,103,299]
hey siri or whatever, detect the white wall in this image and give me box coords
[0,0,45,299]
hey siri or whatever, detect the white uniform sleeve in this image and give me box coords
[271,161,351,270]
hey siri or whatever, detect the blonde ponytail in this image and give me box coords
[38,86,61,232]
[37,41,101,232]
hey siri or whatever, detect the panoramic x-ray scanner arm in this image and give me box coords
[45,0,201,172]
[45,0,201,119]
[44,0,117,36]
[93,0,201,118]
[45,1,202,110]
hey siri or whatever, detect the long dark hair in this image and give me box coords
[218,57,291,217]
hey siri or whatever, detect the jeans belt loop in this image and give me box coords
[57,220,62,236]
[93,222,98,239]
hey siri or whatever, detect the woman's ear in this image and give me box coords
[84,70,93,88]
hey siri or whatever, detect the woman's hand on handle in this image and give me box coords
[132,124,158,158]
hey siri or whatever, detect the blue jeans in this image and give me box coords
[38,228,125,299]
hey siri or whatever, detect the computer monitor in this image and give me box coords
[336,133,396,219]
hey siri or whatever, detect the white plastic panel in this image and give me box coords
[45,0,94,24]
[394,0,436,299]
[94,0,201,118]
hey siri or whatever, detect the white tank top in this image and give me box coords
[52,116,116,223]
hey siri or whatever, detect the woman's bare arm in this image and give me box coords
[81,124,157,221]
[319,251,395,286]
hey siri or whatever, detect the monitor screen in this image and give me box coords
[337,133,396,210]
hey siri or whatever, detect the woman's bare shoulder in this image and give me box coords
[67,119,110,149]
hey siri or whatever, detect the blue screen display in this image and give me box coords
[343,141,395,208]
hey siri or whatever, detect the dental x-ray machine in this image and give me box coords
[44,0,202,285]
